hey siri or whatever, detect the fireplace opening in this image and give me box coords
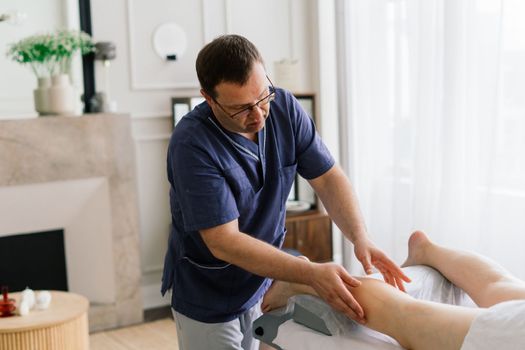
[0,229,68,292]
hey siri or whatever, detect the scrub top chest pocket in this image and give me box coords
[224,166,257,215]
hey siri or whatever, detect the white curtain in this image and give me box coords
[339,0,525,279]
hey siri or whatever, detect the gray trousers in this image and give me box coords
[172,301,262,350]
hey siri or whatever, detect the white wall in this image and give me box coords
[90,0,328,308]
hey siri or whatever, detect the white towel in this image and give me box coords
[461,299,525,350]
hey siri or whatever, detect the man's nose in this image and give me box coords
[248,103,265,117]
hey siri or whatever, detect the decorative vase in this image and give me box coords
[33,77,51,116]
[33,75,77,116]
[47,74,76,116]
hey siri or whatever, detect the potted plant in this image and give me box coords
[6,30,94,116]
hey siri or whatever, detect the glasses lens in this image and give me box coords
[230,89,275,119]
[259,93,274,106]
[232,109,251,120]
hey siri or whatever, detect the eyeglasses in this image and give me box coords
[212,75,276,120]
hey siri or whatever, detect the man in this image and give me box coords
[161,34,410,350]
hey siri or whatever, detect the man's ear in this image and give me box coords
[200,89,213,104]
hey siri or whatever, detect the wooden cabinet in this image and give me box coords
[283,210,332,262]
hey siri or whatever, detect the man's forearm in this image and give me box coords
[200,222,314,285]
[309,164,368,243]
[200,217,368,321]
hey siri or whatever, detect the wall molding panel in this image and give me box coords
[126,0,207,90]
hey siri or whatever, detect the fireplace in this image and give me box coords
[0,178,116,304]
[0,229,68,292]
[0,114,143,331]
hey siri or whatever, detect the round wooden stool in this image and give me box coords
[0,291,89,350]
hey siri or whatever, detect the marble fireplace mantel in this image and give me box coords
[0,114,143,331]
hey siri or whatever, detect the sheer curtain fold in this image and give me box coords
[340,0,525,278]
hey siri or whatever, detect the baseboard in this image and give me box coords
[142,283,171,310]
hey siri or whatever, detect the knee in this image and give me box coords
[350,277,414,313]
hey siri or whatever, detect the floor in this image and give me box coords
[90,307,179,350]
[90,311,275,350]
[90,318,179,350]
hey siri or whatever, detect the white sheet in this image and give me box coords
[461,299,525,350]
[273,265,475,350]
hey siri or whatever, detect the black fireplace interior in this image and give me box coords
[0,229,68,292]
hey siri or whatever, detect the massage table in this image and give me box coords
[253,265,476,350]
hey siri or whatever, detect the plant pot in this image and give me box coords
[33,77,51,116]
[47,74,76,116]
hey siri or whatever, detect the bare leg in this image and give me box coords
[350,278,481,350]
[402,231,525,307]
[263,273,481,350]
[261,281,314,313]
[262,256,315,312]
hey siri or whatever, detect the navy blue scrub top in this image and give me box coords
[161,88,335,323]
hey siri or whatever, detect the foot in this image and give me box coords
[261,280,296,313]
[402,231,432,267]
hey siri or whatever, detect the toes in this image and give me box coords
[261,301,270,311]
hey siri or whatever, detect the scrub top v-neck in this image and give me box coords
[162,88,335,323]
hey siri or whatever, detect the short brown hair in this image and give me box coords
[196,35,264,98]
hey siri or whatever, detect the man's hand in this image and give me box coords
[308,262,366,323]
[354,238,411,292]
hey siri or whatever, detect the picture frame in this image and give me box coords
[171,96,205,128]
[287,93,317,211]
[294,93,316,120]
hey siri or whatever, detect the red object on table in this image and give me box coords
[0,286,16,317]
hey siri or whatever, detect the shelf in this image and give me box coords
[284,210,332,262]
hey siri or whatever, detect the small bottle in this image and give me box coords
[0,286,16,317]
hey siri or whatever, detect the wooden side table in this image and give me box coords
[0,291,89,350]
